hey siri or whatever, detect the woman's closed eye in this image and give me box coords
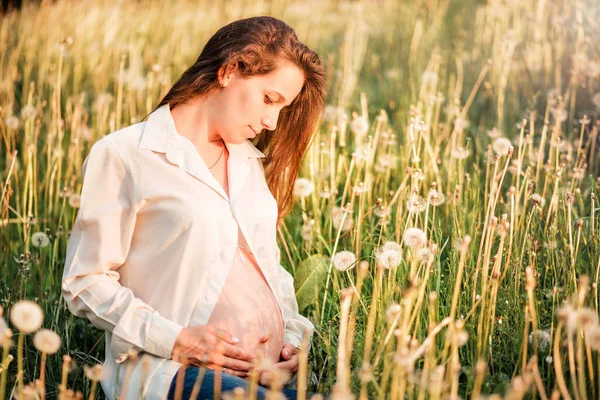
[264,95,274,105]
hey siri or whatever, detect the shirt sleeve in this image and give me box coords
[275,249,315,351]
[61,138,183,364]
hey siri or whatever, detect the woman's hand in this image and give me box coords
[258,343,299,387]
[171,325,256,378]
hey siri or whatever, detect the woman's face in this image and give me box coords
[212,57,305,144]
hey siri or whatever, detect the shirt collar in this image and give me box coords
[138,104,266,160]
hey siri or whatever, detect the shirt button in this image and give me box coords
[204,295,211,302]
[220,247,232,261]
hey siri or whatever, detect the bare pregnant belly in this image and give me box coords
[206,247,285,365]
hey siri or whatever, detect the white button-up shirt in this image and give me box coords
[61,104,314,400]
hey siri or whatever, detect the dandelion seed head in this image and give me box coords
[403,228,427,248]
[528,329,551,353]
[551,107,568,122]
[427,189,445,206]
[68,193,81,208]
[492,137,513,156]
[332,206,354,232]
[31,232,50,248]
[333,251,357,272]
[293,178,314,198]
[406,193,426,214]
[373,205,390,218]
[34,329,61,354]
[451,147,470,160]
[417,247,432,263]
[84,364,108,382]
[5,116,20,130]
[375,248,403,269]
[577,308,599,330]
[350,116,369,136]
[530,193,545,209]
[385,304,401,322]
[20,105,37,120]
[9,300,43,333]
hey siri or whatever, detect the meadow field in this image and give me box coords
[1,0,600,398]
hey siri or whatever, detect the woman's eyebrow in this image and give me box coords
[271,90,290,106]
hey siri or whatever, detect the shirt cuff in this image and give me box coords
[146,312,184,360]
[284,332,303,350]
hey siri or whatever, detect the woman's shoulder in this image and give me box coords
[86,122,148,164]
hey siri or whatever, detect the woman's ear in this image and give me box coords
[218,62,238,87]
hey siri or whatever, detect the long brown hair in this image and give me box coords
[154,16,327,225]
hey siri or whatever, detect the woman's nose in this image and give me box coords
[262,112,279,131]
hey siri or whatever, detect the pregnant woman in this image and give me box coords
[61,16,326,400]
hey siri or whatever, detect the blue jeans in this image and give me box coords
[167,366,316,400]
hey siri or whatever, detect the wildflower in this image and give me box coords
[332,206,354,232]
[84,364,107,382]
[34,329,61,354]
[492,138,512,156]
[546,355,553,364]
[375,241,403,269]
[68,193,81,208]
[451,147,470,160]
[5,116,20,130]
[9,300,43,333]
[20,105,37,120]
[332,251,356,272]
[350,116,369,136]
[530,193,545,209]
[406,193,426,214]
[528,329,551,353]
[403,228,427,248]
[427,189,445,206]
[385,304,401,323]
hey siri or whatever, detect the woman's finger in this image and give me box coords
[220,342,256,363]
[205,363,249,378]
[213,328,240,345]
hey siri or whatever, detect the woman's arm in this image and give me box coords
[62,138,183,364]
